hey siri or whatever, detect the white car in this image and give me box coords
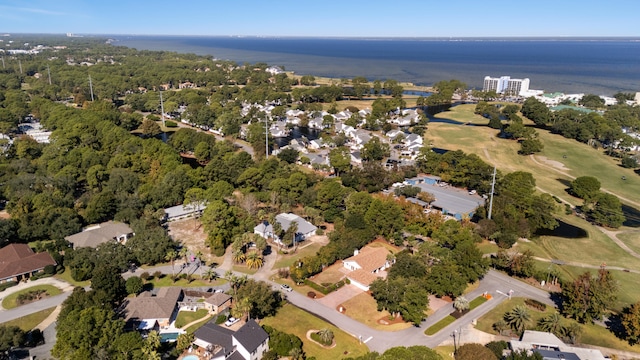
[224,317,240,327]
[281,284,293,292]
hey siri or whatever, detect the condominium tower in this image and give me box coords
[483,76,530,95]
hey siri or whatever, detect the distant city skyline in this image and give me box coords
[1,0,639,37]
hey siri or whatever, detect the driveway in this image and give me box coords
[316,284,363,309]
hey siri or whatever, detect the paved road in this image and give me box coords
[1,264,553,354]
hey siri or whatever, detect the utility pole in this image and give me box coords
[89,75,94,101]
[488,166,496,219]
[159,90,166,127]
[47,66,52,85]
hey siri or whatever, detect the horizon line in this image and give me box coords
[3,32,640,40]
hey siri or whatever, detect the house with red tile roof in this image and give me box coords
[0,244,56,283]
[342,246,393,291]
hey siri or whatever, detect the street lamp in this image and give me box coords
[452,329,458,353]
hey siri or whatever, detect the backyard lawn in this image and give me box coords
[261,303,368,359]
[175,309,210,328]
[2,285,62,309]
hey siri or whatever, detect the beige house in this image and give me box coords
[65,221,135,249]
[204,292,232,315]
[120,287,183,331]
[342,246,393,291]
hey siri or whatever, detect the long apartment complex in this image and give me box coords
[483,75,530,96]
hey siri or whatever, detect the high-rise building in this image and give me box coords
[483,76,530,95]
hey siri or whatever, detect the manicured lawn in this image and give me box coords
[425,315,456,335]
[185,315,215,334]
[261,303,369,359]
[340,292,411,331]
[551,264,640,312]
[477,240,500,255]
[54,267,90,287]
[2,285,62,310]
[475,297,555,335]
[175,309,210,328]
[146,275,225,288]
[617,231,640,255]
[424,296,488,335]
[231,264,259,275]
[310,262,346,285]
[428,104,640,206]
[474,297,640,352]
[469,296,488,309]
[1,307,56,331]
[435,345,455,360]
[273,242,324,269]
[517,213,640,272]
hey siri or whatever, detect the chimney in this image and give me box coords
[354,249,359,256]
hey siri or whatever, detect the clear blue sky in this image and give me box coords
[1,0,639,37]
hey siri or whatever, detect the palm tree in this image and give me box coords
[165,250,177,279]
[195,250,204,279]
[453,296,470,312]
[224,270,247,300]
[504,305,532,335]
[493,319,508,336]
[538,312,563,336]
[317,328,334,345]
[246,252,264,269]
[289,222,299,251]
[178,246,189,267]
[232,250,246,264]
[231,296,252,320]
[203,267,217,283]
[561,322,583,344]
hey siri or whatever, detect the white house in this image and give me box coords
[342,246,394,291]
[253,213,317,245]
[509,330,605,360]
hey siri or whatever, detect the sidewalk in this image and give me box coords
[0,277,74,311]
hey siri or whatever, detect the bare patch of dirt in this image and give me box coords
[167,218,223,266]
[0,210,10,219]
[377,314,405,325]
[536,155,570,171]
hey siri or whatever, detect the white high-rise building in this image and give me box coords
[483,76,530,96]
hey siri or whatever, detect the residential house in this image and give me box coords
[342,246,394,291]
[163,203,208,222]
[0,244,56,283]
[253,213,317,245]
[350,151,363,165]
[385,129,405,142]
[203,292,232,315]
[351,130,372,150]
[121,287,184,332]
[509,330,606,360]
[65,221,135,248]
[309,138,324,150]
[193,319,269,360]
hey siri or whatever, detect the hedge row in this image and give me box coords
[303,279,347,295]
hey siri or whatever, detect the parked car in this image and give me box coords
[224,317,240,327]
[281,284,292,292]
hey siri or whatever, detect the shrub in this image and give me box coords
[153,271,163,279]
[140,272,151,281]
[455,343,497,360]
[524,298,547,311]
[307,291,317,299]
[0,282,18,292]
[43,265,56,275]
[215,314,227,325]
[165,120,177,127]
[485,341,508,359]
[277,268,290,279]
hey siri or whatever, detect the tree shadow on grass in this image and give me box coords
[535,219,588,238]
[605,313,628,341]
[622,204,640,228]
[557,178,573,188]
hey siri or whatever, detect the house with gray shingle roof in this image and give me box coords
[120,287,184,331]
[254,213,317,246]
[65,221,134,248]
[193,319,269,360]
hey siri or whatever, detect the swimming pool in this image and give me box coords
[160,332,180,342]
[182,355,199,360]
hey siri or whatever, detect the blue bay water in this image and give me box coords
[113,36,640,95]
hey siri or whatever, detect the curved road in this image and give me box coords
[1,261,553,354]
